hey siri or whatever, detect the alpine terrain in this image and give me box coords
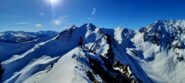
[1,20,185,83]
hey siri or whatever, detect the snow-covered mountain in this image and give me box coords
[1,20,185,83]
[0,31,58,43]
[132,20,185,83]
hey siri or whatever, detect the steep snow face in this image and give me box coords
[14,56,59,83]
[132,20,185,83]
[114,28,123,44]
[25,48,101,83]
[0,31,58,83]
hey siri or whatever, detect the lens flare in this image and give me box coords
[48,0,59,5]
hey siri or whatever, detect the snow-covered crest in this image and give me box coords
[1,20,185,83]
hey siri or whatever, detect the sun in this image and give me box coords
[47,0,59,5]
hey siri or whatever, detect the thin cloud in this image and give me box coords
[15,22,28,25]
[88,8,96,21]
[51,16,67,26]
[35,24,43,28]
[91,8,96,15]
[52,20,62,26]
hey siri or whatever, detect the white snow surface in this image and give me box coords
[1,21,185,83]
[25,48,91,83]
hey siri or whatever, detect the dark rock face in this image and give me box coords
[85,33,141,83]
[87,55,130,83]
[139,27,147,33]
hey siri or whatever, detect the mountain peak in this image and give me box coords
[81,23,96,28]
[153,20,185,28]
[66,24,77,31]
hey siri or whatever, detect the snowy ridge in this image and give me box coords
[1,20,185,83]
[0,31,57,43]
[26,47,96,83]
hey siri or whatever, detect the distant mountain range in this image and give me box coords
[1,20,185,83]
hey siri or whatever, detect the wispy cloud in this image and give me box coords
[52,20,62,26]
[51,16,67,26]
[88,8,96,21]
[35,24,43,28]
[91,8,96,15]
[15,22,28,25]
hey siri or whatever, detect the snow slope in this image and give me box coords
[1,20,185,83]
[25,47,97,83]
[131,20,185,83]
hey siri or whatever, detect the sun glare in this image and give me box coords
[47,0,59,5]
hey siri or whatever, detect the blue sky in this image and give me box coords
[0,0,185,31]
